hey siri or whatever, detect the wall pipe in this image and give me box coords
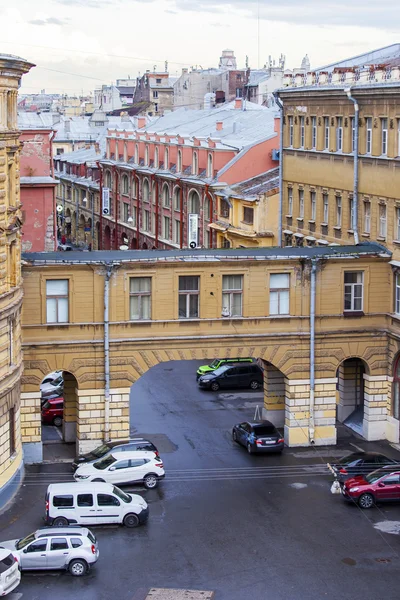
[345,87,360,245]
[96,161,103,249]
[273,91,284,248]
[309,258,317,444]
[103,263,113,442]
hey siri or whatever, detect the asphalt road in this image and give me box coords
[1,359,400,600]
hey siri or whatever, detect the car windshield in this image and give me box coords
[16,532,36,550]
[93,455,116,470]
[42,401,51,410]
[113,486,132,503]
[49,377,63,387]
[211,365,231,376]
[338,453,362,465]
[90,443,112,458]
[209,360,220,368]
[365,469,388,483]
[253,426,276,436]
[0,554,14,573]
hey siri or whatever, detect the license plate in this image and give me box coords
[264,440,275,445]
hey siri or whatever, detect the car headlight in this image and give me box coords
[349,487,359,492]
[75,474,89,479]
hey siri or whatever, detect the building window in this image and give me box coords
[153,91,158,99]
[162,216,170,239]
[366,117,372,154]
[287,187,293,215]
[351,117,356,153]
[105,171,112,189]
[222,275,243,317]
[379,204,387,238]
[348,197,354,230]
[207,153,213,178]
[324,116,330,150]
[393,352,400,419]
[46,280,69,323]
[145,146,150,166]
[122,202,129,222]
[154,103,158,113]
[344,271,363,312]
[298,189,304,219]
[162,184,170,207]
[398,119,400,157]
[129,277,151,320]
[381,118,388,156]
[395,207,400,241]
[142,179,150,203]
[9,407,15,456]
[156,78,162,84]
[179,276,199,319]
[122,174,129,195]
[396,274,400,316]
[310,191,316,220]
[311,116,317,149]
[243,207,254,224]
[173,187,181,211]
[174,219,181,245]
[220,199,230,218]
[135,144,139,164]
[269,273,290,315]
[177,150,182,172]
[204,229,210,249]
[164,148,169,169]
[8,318,14,366]
[143,209,151,231]
[192,152,198,176]
[336,195,342,227]
[322,193,329,223]
[299,116,305,148]
[204,197,211,221]
[288,116,293,146]
[336,117,343,152]
[154,147,159,169]
[364,201,371,234]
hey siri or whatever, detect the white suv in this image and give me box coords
[0,547,20,595]
[0,527,99,577]
[74,450,165,489]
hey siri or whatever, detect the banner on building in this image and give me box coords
[188,213,199,249]
[102,188,110,215]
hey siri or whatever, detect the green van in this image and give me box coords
[196,357,254,380]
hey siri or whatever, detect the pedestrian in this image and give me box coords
[88,243,92,251]
[61,234,66,245]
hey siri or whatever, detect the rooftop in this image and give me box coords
[218,167,279,200]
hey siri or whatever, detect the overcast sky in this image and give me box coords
[1,0,399,95]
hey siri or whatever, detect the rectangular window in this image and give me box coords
[396,274,400,315]
[349,197,354,230]
[123,203,129,223]
[9,407,15,456]
[299,116,305,148]
[269,273,290,316]
[162,216,170,240]
[344,271,363,312]
[298,189,304,219]
[288,116,293,146]
[174,219,181,245]
[398,119,400,157]
[204,229,210,249]
[310,191,316,220]
[130,277,151,320]
[324,117,330,150]
[336,117,343,151]
[288,187,293,215]
[222,275,243,317]
[381,118,388,156]
[396,207,400,241]
[379,204,387,238]
[351,117,356,153]
[336,196,342,227]
[366,117,372,154]
[46,280,68,324]
[311,116,317,149]
[153,91,158,99]
[243,207,254,224]
[322,193,329,223]
[364,202,371,234]
[8,319,14,366]
[144,210,151,232]
[178,276,199,319]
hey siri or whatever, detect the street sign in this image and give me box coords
[188,213,199,248]
[56,204,63,213]
[84,226,91,232]
[102,188,110,215]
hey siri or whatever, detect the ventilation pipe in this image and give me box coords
[345,87,360,244]
[273,91,283,247]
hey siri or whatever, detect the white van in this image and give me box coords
[45,483,148,528]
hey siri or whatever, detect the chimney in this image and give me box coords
[137,116,146,129]
[234,98,242,110]
[216,121,223,131]
[274,116,280,134]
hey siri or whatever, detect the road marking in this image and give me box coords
[218,392,264,400]
[145,589,214,599]
[55,426,63,440]
[374,521,400,535]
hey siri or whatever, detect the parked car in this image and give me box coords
[232,420,284,454]
[342,467,400,508]
[41,398,63,427]
[74,451,165,489]
[0,527,99,577]
[46,483,148,528]
[327,452,399,483]
[40,374,64,400]
[198,363,263,391]
[72,438,160,471]
[41,371,63,386]
[0,547,20,596]
[196,357,254,380]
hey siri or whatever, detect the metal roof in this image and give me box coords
[315,43,400,73]
[20,176,57,185]
[23,242,391,266]
[218,167,279,200]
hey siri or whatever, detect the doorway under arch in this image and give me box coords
[337,357,368,435]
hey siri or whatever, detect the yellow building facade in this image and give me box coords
[0,54,34,500]
[20,243,400,461]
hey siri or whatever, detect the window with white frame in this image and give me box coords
[396,274,400,314]
[177,150,182,172]
[46,280,69,323]
[311,116,317,149]
[174,219,181,245]
[143,209,151,231]
[366,117,372,154]
[173,187,180,211]
[336,117,343,151]
[142,179,149,203]
[336,195,342,226]
[220,198,230,218]
[8,318,14,366]
[299,116,305,148]
[288,116,293,146]
[192,152,198,175]
[379,204,387,238]
[324,117,330,150]
[269,273,290,315]
[164,148,169,169]
[298,189,304,219]
[162,216,171,239]
[204,229,210,249]
[351,117,356,153]
[322,192,329,223]
[129,277,151,320]
[130,207,137,227]
[122,174,129,195]
[179,276,199,318]
[243,206,254,224]
[288,187,293,215]
[310,191,316,220]
[348,197,354,230]
[145,146,149,166]
[204,197,211,221]
[162,184,170,207]
[364,201,371,234]
[344,271,363,312]
[396,207,400,240]
[154,147,159,169]
[207,153,213,178]
[135,144,139,164]
[381,118,388,156]
[131,177,136,198]
[123,202,129,222]
[153,91,158,99]
[152,182,156,205]
[222,275,243,317]
[105,171,112,189]
[398,119,400,157]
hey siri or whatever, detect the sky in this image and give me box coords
[1,0,399,96]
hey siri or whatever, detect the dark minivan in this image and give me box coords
[198,363,263,391]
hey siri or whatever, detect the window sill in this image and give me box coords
[343,311,364,318]
[308,219,315,224]
[347,229,354,234]
[241,221,254,226]
[333,226,341,231]
[377,236,386,242]
[269,314,291,319]
[285,214,292,218]
[320,222,328,227]
[296,217,304,222]
[393,240,400,245]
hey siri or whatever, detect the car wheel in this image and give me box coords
[143,474,158,489]
[92,478,105,482]
[69,559,87,577]
[358,493,374,509]
[249,380,259,390]
[53,416,62,427]
[232,430,238,442]
[247,443,253,455]
[53,516,69,527]
[123,513,140,528]
[211,381,220,391]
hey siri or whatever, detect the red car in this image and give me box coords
[342,467,400,508]
[41,397,64,427]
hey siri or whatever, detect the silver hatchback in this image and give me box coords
[0,527,99,577]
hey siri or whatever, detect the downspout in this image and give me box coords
[273,91,283,248]
[178,179,183,249]
[104,263,113,442]
[96,161,103,249]
[345,87,360,245]
[134,171,140,247]
[113,166,119,250]
[205,183,213,248]
[154,175,159,247]
[91,186,94,249]
[309,258,317,444]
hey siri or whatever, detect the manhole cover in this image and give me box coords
[375,558,391,564]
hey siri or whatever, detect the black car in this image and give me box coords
[232,421,284,454]
[72,438,159,470]
[198,363,263,391]
[327,452,400,483]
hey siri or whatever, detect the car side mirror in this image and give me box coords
[109,466,116,471]
[23,548,28,554]
[378,481,385,487]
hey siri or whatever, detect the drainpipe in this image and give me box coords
[134,171,140,248]
[345,87,360,245]
[113,166,119,250]
[178,179,184,249]
[309,259,317,444]
[153,174,159,247]
[273,91,283,247]
[104,263,113,442]
[205,183,213,248]
[97,161,103,249]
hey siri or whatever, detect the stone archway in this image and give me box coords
[104,225,111,250]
